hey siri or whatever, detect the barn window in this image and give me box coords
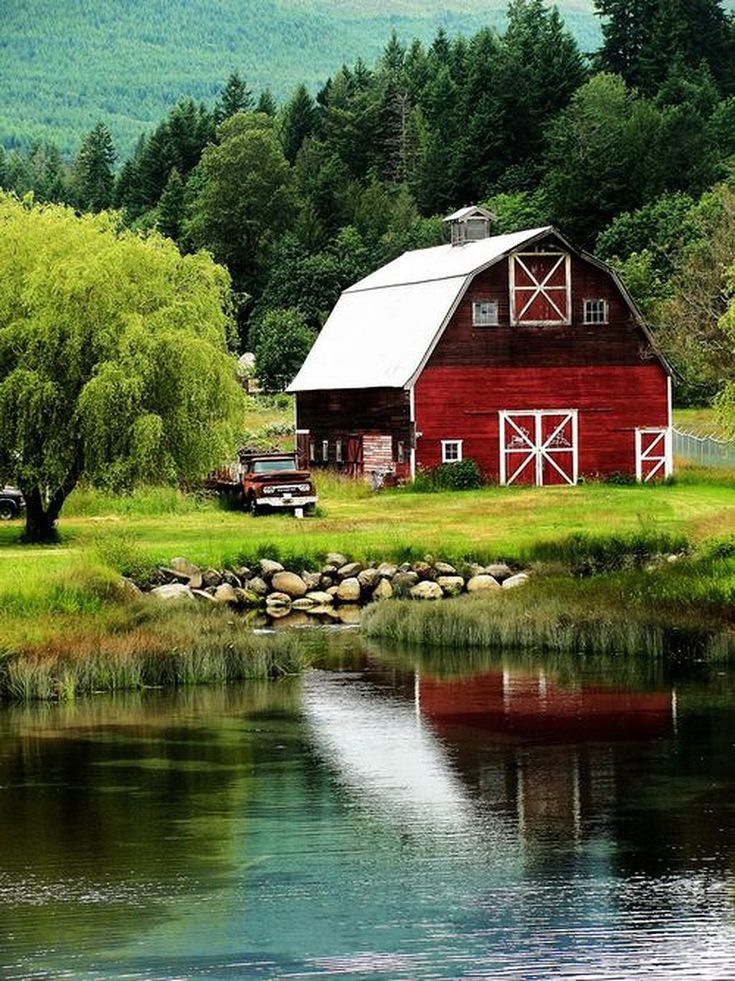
[442,440,463,464]
[322,439,329,462]
[583,298,608,324]
[335,439,343,463]
[309,440,315,462]
[472,300,499,326]
[397,440,405,464]
[510,251,571,325]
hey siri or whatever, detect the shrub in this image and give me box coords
[413,459,483,492]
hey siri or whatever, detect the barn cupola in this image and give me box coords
[444,205,495,246]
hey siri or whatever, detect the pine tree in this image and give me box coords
[280,84,318,163]
[257,89,277,116]
[74,123,116,212]
[157,167,186,241]
[215,72,254,123]
[595,0,657,89]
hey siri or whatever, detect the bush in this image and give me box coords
[413,459,483,492]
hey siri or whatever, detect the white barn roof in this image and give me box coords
[287,226,553,392]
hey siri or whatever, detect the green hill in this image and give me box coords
[0,0,603,155]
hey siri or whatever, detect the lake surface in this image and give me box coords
[1,634,734,979]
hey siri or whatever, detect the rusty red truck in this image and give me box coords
[208,450,318,516]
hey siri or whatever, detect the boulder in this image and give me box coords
[327,585,340,597]
[464,562,486,579]
[258,558,284,578]
[306,590,335,605]
[484,563,513,582]
[292,597,316,610]
[412,561,436,581]
[266,591,292,608]
[410,581,443,601]
[325,552,348,568]
[307,605,339,618]
[120,577,142,599]
[187,571,203,590]
[434,561,457,575]
[372,578,394,601]
[235,588,264,607]
[399,562,412,573]
[338,561,363,580]
[376,562,398,579]
[437,575,465,597]
[247,576,269,596]
[321,564,339,576]
[467,575,501,593]
[358,568,381,591]
[191,589,217,603]
[392,571,419,597]
[266,606,291,619]
[336,605,362,625]
[159,566,191,584]
[301,571,322,591]
[202,568,222,589]
[150,583,194,601]
[214,582,239,605]
[222,570,242,588]
[502,573,530,590]
[169,557,201,579]
[319,573,336,590]
[271,571,308,598]
[236,566,252,579]
[336,577,361,602]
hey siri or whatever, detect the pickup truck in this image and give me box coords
[208,451,318,516]
[0,486,25,521]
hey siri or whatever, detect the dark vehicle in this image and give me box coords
[0,486,25,521]
[208,452,317,516]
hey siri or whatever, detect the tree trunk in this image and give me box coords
[21,458,83,544]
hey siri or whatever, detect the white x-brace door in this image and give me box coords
[635,428,672,483]
[500,410,579,486]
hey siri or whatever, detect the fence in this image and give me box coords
[673,427,735,469]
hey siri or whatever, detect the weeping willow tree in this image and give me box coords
[0,193,245,542]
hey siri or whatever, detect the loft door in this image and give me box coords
[500,410,578,487]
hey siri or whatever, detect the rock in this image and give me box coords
[247,576,269,596]
[358,568,381,591]
[434,561,457,575]
[372,578,394,601]
[307,605,339,617]
[214,583,239,605]
[236,588,264,607]
[319,573,336,590]
[321,564,339,576]
[187,571,203,590]
[325,552,348,568]
[467,575,501,593]
[410,581,443,601]
[202,568,222,588]
[338,561,363,580]
[271,571,307,598]
[266,591,292,608]
[502,573,530,590]
[392,571,419,597]
[336,577,361,602]
[222,570,242,588]
[169,557,201,578]
[120,577,142,598]
[437,575,465,597]
[376,562,398,578]
[301,571,322,591]
[259,559,284,579]
[235,566,251,579]
[306,590,335,605]
[327,585,341,597]
[399,562,412,573]
[412,561,436,581]
[150,583,194,601]
[191,589,217,603]
[464,563,485,579]
[484,563,513,582]
[336,605,362,625]
[292,597,316,610]
[666,554,680,564]
[266,607,291,620]
[159,566,191,584]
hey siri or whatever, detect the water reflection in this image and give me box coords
[0,637,733,978]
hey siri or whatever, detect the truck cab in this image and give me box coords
[239,452,317,515]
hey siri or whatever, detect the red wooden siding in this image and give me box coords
[414,364,668,479]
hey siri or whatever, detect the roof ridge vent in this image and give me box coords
[443,205,495,246]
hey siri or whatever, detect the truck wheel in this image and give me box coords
[0,502,17,520]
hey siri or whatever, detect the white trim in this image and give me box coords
[321,439,329,462]
[472,299,499,326]
[441,439,463,464]
[510,252,572,326]
[582,298,609,325]
[636,427,672,483]
[408,385,416,479]
[499,410,578,486]
[667,377,674,477]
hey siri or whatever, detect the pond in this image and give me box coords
[1,634,734,979]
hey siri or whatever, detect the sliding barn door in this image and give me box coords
[500,410,578,487]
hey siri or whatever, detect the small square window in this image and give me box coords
[335,439,343,463]
[322,439,329,462]
[473,300,499,327]
[583,299,608,324]
[442,440,463,464]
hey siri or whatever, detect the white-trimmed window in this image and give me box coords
[309,440,315,462]
[583,298,608,324]
[322,439,329,462]
[335,439,343,463]
[472,299,499,326]
[441,440,463,464]
[397,441,405,464]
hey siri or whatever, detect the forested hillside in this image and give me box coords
[1,0,603,153]
[3,0,735,412]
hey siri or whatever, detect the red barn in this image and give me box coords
[288,208,673,485]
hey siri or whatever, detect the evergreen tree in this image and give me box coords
[73,122,116,212]
[215,72,254,122]
[157,167,186,241]
[280,84,318,163]
[595,0,657,89]
[257,89,277,116]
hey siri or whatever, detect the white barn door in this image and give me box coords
[635,428,672,482]
[500,410,578,487]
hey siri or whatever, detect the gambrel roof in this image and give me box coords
[287,226,667,392]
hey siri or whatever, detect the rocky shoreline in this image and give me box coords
[136,552,530,617]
